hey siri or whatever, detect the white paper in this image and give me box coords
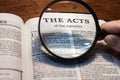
[24,13,120,80]
[0,13,23,80]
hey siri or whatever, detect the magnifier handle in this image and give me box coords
[99,30,110,40]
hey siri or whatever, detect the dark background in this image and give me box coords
[0,0,120,22]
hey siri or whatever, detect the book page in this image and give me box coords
[0,13,24,80]
[24,13,120,80]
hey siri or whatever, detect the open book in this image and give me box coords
[0,13,120,80]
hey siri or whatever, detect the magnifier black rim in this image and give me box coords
[38,0,101,60]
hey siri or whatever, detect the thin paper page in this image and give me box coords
[0,13,24,80]
[24,13,120,80]
[23,17,40,80]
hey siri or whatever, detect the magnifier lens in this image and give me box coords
[39,0,97,59]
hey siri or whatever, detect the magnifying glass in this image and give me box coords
[38,0,107,61]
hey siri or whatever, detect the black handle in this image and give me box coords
[98,30,110,40]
